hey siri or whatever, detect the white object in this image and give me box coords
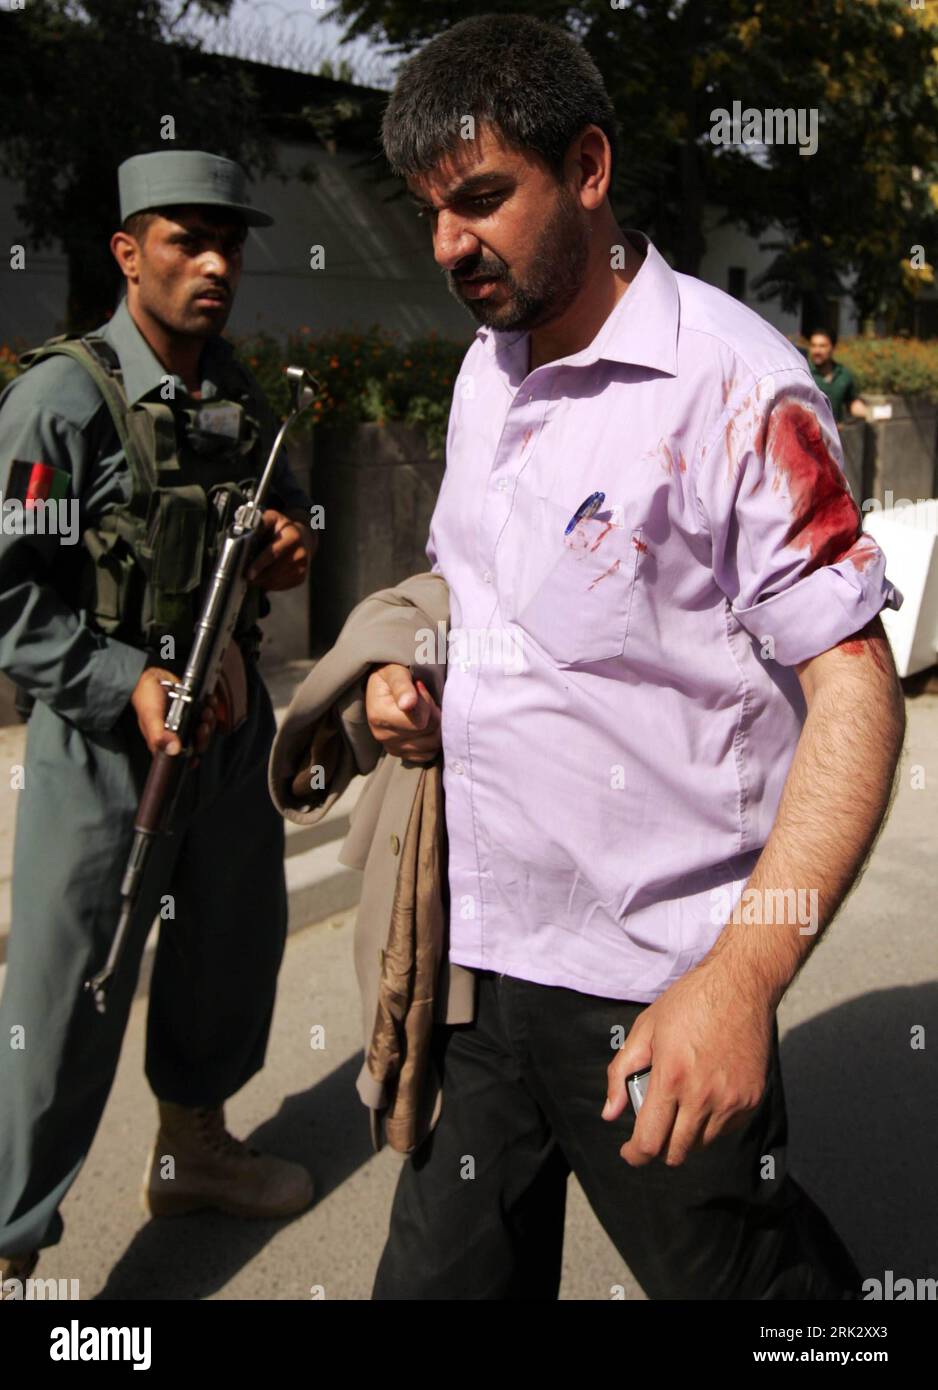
[862,500,938,676]
[870,403,894,421]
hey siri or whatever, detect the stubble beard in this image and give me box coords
[449,186,591,334]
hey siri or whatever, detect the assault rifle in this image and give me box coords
[85,365,319,1013]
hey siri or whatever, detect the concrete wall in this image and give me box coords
[309,422,444,650]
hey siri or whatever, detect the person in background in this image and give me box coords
[806,329,867,423]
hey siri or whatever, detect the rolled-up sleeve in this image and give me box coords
[694,369,902,666]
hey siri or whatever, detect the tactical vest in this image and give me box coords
[18,333,270,672]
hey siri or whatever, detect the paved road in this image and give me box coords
[5,694,938,1300]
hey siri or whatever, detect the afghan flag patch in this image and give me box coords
[6,459,71,505]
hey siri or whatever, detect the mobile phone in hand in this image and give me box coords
[627,1066,652,1113]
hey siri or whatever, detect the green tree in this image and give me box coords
[711,0,938,332]
[0,0,273,331]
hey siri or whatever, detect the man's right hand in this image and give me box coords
[131,666,218,763]
[365,663,442,763]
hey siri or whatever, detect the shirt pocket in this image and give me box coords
[509,512,643,667]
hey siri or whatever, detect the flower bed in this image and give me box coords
[232,325,469,458]
[798,336,938,403]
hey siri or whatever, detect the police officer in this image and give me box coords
[0,151,317,1288]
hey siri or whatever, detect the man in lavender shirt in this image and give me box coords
[364,15,905,1300]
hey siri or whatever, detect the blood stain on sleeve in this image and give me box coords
[768,401,863,571]
[840,533,881,572]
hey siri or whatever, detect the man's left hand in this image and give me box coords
[246,509,314,591]
[602,961,773,1167]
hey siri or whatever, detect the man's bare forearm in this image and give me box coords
[698,625,906,1009]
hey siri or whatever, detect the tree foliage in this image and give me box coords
[330,0,938,329]
[0,0,272,330]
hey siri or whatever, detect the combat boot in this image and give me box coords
[143,1102,313,1219]
[1,1251,39,1299]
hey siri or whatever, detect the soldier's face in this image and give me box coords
[131,208,246,337]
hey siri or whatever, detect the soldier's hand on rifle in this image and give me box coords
[131,666,219,766]
[246,508,315,591]
[365,663,442,764]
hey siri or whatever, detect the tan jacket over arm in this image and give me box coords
[268,570,475,1152]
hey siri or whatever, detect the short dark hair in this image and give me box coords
[809,327,837,347]
[122,210,159,243]
[381,13,620,184]
[121,205,248,244]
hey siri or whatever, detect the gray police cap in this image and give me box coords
[118,150,274,227]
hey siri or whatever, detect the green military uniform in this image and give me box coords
[0,157,311,1256]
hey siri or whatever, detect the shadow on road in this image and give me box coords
[94,1050,373,1300]
[780,983,938,1283]
[94,983,937,1299]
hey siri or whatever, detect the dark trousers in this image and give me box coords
[0,663,287,1257]
[373,970,860,1300]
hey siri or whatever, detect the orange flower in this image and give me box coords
[404,358,413,368]
[329,356,340,368]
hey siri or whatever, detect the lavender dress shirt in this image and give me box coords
[425,231,901,1002]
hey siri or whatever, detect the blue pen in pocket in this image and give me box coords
[564,491,605,535]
